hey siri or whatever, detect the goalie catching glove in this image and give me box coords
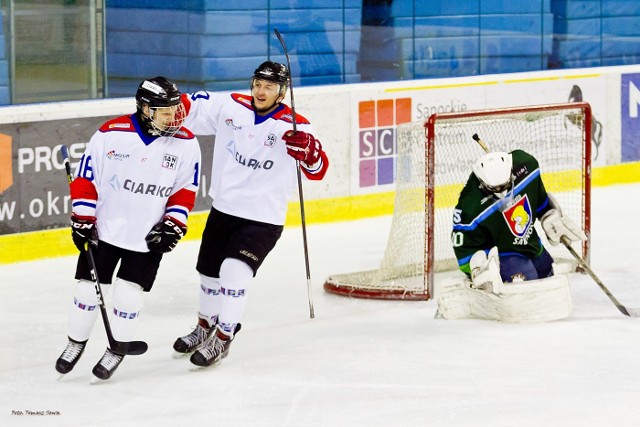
[145,217,187,253]
[282,130,323,167]
[70,213,98,251]
[540,209,587,246]
[469,246,502,293]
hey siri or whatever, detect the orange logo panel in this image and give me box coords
[0,133,12,193]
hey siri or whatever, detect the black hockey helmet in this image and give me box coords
[250,61,289,99]
[136,76,181,110]
[135,76,185,137]
[253,61,289,85]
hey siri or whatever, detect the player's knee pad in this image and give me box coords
[113,278,144,314]
[199,274,220,327]
[74,279,99,307]
[499,255,539,282]
[219,258,253,291]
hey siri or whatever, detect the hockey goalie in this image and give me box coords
[436,149,587,322]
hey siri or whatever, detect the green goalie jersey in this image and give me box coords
[452,149,553,276]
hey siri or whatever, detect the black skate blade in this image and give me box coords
[109,339,148,356]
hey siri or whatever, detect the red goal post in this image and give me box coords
[324,102,592,301]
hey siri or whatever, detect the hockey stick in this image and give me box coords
[60,145,149,355]
[472,133,490,153]
[560,236,640,317]
[274,28,315,319]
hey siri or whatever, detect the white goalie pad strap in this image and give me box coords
[435,274,572,322]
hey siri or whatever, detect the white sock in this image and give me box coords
[198,274,220,327]
[217,258,253,336]
[110,278,144,342]
[67,279,100,342]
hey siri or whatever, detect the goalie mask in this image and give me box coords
[135,76,185,137]
[472,151,513,198]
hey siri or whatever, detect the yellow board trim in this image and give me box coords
[2,161,639,264]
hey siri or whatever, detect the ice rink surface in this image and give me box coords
[1,183,640,426]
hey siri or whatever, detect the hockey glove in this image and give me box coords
[70,213,98,251]
[469,247,502,293]
[145,217,187,253]
[540,209,587,246]
[282,130,323,166]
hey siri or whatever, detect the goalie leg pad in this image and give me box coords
[469,274,572,322]
[435,277,472,320]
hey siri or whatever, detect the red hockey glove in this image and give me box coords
[282,130,323,166]
[70,213,98,251]
[145,217,187,253]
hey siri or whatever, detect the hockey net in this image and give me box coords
[324,102,592,300]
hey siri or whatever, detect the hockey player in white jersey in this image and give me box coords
[55,76,201,380]
[173,61,329,367]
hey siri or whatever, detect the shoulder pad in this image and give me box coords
[231,93,254,110]
[172,127,195,140]
[273,105,310,124]
[99,115,136,133]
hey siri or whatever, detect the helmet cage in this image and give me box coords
[135,77,184,137]
[143,103,186,137]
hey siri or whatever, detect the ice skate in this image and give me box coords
[55,337,87,377]
[172,318,214,358]
[91,348,125,382]
[190,324,241,368]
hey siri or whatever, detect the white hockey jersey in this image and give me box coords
[71,114,201,252]
[182,92,328,226]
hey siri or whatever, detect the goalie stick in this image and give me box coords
[60,145,149,355]
[560,236,640,317]
[274,27,315,319]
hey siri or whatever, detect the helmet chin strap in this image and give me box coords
[135,111,158,136]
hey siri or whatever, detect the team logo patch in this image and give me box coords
[162,154,178,170]
[106,150,130,161]
[502,194,533,237]
[225,118,241,130]
[264,133,277,148]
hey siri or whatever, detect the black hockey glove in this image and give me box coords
[145,217,187,253]
[70,213,98,251]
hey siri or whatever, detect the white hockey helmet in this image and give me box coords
[472,151,513,196]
